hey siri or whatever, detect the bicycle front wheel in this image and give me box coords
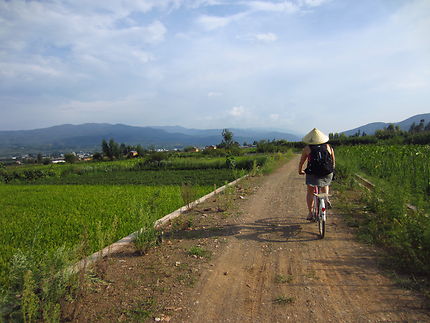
[318,217,325,239]
[318,198,326,239]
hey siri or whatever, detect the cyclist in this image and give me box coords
[298,128,335,221]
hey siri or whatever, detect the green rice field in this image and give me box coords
[0,184,212,286]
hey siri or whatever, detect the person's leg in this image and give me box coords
[306,185,314,218]
[320,185,332,208]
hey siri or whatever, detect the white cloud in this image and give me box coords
[247,1,298,13]
[208,92,223,97]
[197,12,247,30]
[269,114,280,121]
[255,32,278,42]
[229,106,245,117]
[299,0,329,8]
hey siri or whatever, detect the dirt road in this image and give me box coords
[174,156,430,322]
[69,156,430,322]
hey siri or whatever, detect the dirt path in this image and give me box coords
[174,156,430,322]
[68,156,430,322]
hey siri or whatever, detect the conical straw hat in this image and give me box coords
[302,128,329,145]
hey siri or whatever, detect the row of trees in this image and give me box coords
[100,139,145,160]
[327,119,430,146]
[98,129,241,161]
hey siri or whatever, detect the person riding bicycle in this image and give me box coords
[298,128,335,221]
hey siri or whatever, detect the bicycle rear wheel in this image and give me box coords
[318,198,326,239]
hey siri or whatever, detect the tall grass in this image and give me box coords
[335,144,430,276]
[335,145,430,210]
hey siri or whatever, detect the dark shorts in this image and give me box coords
[305,173,333,187]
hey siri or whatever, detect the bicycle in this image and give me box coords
[311,185,329,239]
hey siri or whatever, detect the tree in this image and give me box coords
[219,129,239,152]
[135,144,145,156]
[92,152,103,161]
[64,153,77,163]
[221,129,234,148]
[101,138,121,160]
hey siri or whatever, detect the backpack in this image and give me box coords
[305,144,334,176]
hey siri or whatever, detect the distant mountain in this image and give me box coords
[342,113,430,136]
[0,123,300,156]
[151,126,301,141]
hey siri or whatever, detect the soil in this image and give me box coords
[63,156,430,322]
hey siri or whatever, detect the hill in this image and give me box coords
[0,123,300,156]
[342,113,430,136]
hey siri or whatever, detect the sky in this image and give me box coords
[0,0,429,135]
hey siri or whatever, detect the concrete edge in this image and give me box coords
[71,174,248,273]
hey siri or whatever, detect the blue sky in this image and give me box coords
[0,0,429,135]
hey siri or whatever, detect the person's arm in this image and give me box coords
[328,144,335,168]
[298,146,310,174]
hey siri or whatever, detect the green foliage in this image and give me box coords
[64,153,77,164]
[336,145,430,210]
[360,183,430,274]
[273,296,295,305]
[225,155,236,169]
[256,139,293,153]
[92,152,103,161]
[1,247,76,322]
[0,155,270,184]
[335,144,430,275]
[24,169,237,186]
[188,246,211,258]
[0,185,212,287]
[101,138,120,160]
[133,226,161,255]
[22,270,39,323]
[180,183,199,209]
[218,129,240,153]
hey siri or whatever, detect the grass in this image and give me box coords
[274,274,293,284]
[134,226,162,255]
[273,296,295,305]
[187,246,211,259]
[0,185,212,288]
[14,169,238,186]
[332,149,430,294]
[126,297,156,321]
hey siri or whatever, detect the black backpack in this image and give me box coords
[305,144,334,176]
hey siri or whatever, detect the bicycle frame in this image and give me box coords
[312,186,327,239]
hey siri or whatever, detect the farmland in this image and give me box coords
[0,153,278,291]
[335,144,430,210]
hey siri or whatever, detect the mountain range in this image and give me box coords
[341,113,430,136]
[0,113,428,157]
[0,124,300,156]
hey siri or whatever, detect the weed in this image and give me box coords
[181,183,198,210]
[171,216,193,231]
[273,296,295,305]
[177,273,197,287]
[134,225,161,255]
[22,270,39,323]
[274,274,293,284]
[126,297,156,321]
[0,246,76,323]
[305,270,318,280]
[188,246,211,259]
